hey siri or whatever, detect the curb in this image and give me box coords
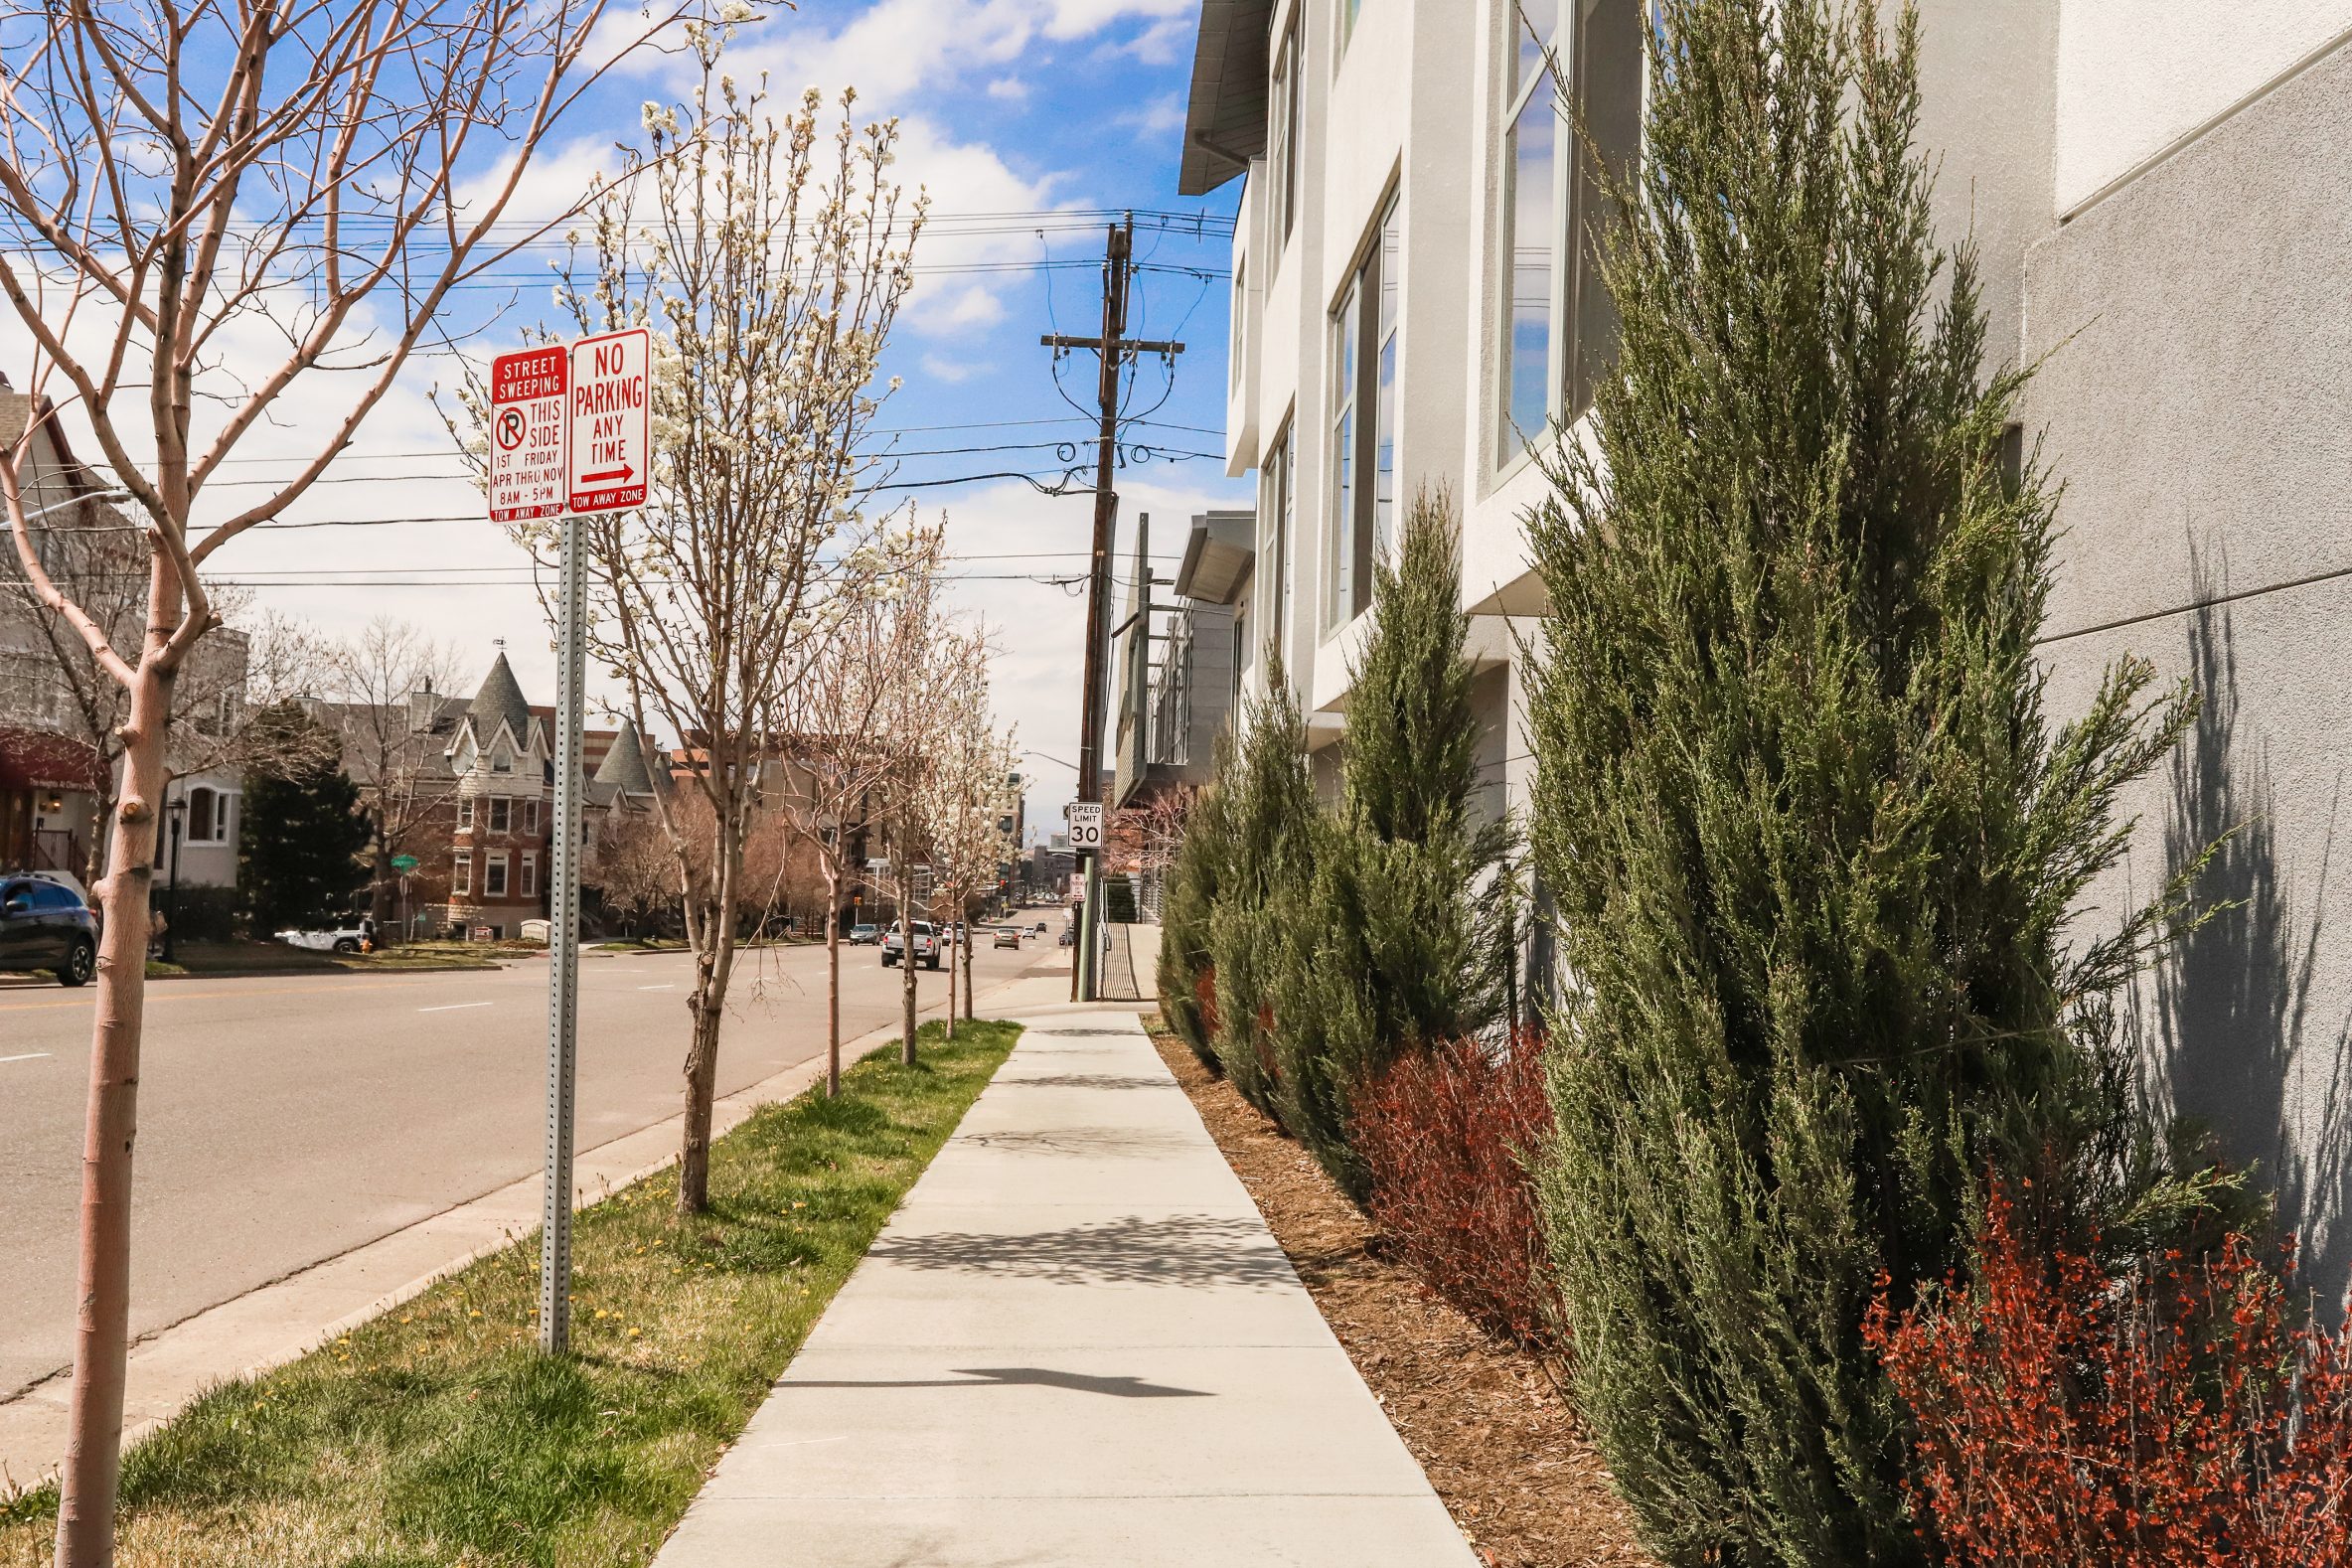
[0,965,1040,1490]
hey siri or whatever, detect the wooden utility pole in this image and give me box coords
[1042,216,1182,1002]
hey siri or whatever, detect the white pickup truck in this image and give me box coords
[275,916,377,954]
[879,920,941,970]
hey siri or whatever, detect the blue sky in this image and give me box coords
[5,0,1250,842]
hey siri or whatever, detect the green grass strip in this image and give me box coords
[2,1018,1020,1567]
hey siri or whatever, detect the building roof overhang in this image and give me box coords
[1177,0,1274,196]
[1175,516,1255,605]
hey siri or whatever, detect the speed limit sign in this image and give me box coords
[1068,801,1104,855]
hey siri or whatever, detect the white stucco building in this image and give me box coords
[1178,3,2352,1267]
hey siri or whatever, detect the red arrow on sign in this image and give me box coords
[577,463,634,485]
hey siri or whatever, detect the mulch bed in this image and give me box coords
[1147,1019,1655,1568]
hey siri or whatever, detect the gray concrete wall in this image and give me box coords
[2022,34,2352,1280]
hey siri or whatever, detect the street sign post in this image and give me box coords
[1067,801,1104,855]
[512,324,650,1356]
[488,347,567,525]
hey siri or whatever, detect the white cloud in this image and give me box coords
[1123,15,1192,66]
[984,76,1031,102]
[1115,91,1186,138]
[920,354,993,385]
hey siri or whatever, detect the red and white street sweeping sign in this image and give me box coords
[487,346,567,523]
[565,327,649,515]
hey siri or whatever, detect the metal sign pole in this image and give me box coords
[539,505,586,1354]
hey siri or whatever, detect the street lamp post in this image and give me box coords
[163,796,185,965]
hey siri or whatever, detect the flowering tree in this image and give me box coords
[866,568,965,1065]
[920,657,1016,1032]
[509,42,923,1212]
[0,1,668,1553]
[777,521,945,1093]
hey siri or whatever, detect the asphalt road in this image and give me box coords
[0,929,1052,1399]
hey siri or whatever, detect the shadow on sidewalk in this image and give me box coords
[785,1366,1210,1399]
[871,1212,1296,1291]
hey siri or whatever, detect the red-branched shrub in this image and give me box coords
[1351,1030,1559,1350]
[1866,1180,2352,1566]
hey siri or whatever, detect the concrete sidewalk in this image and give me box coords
[652,976,1477,1567]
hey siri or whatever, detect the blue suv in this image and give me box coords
[0,873,98,986]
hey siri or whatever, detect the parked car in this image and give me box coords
[849,922,879,945]
[993,926,1020,949]
[0,873,98,986]
[881,920,942,970]
[276,916,377,954]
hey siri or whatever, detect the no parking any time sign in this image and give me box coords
[486,346,566,524]
[565,327,649,515]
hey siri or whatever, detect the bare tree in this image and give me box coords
[322,617,471,936]
[1110,786,1195,914]
[0,0,675,1553]
[596,808,679,936]
[777,522,945,1093]
[494,49,924,1214]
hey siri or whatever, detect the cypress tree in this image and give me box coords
[1207,663,1316,1120]
[1156,742,1233,1071]
[1524,5,2206,1561]
[1269,493,1511,1199]
[238,703,372,933]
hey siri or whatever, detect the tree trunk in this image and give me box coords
[677,873,738,1215]
[962,904,976,1020]
[945,897,958,1041]
[55,657,171,1568]
[898,862,917,1067]
[822,862,842,1097]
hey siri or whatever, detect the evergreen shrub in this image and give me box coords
[1206,666,1315,1121]
[1521,4,2214,1562]
[1265,494,1510,1200]
[1158,743,1232,1070]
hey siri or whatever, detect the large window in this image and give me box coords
[1497,0,1645,463]
[489,796,511,834]
[1258,420,1294,661]
[1327,194,1401,630]
[485,853,509,898]
[1269,14,1302,259]
[453,851,472,896]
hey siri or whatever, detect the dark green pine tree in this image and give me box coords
[238,704,372,933]
[1206,661,1317,1120]
[1156,739,1235,1072]
[1268,492,1511,1199]
[1524,4,2208,1562]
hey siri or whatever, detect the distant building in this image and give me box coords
[2,371,246,890]
[310,644,663,938]
[1111,509,1252,811]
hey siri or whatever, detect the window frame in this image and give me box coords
[489,795,511,834]
[521,852,539,899]
[457,795,475,831]
[484,852,509,898]
[1268,10,1302,265]
[1494,0,1646,470]
[453,851,472,896]
[526,798,542,836]
[1325,190,1401,632]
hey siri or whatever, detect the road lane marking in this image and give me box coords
[0,1051,52,1063]
[0,975,512,1015]
[418,1002,495,1014]
[637,984,674,991]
